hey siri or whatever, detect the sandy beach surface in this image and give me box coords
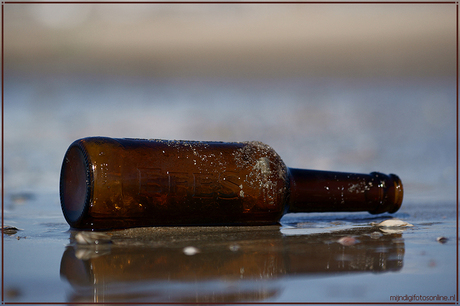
[2,2,458,303]
[3,194,457,303]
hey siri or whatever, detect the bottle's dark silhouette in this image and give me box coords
[60,137,403,229]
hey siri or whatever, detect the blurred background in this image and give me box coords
[3,3,457,205]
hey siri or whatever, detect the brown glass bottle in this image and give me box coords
[60,137,403,229]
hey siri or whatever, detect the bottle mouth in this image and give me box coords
[388,174,404,213]
[368,172,404,214]
[60,144,92,228]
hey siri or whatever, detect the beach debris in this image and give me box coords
[5,287,21,299]
[337,236,359,246]
[436,236,449,244]
[74,231,112,245]
[370,231,383,239]
[183,246,200,256]
[2,226,22,235]
[372,219,413,228]
[371,219,413,234]
[229,244,240,252]
[75,247,112,260]
[10,192,34,204]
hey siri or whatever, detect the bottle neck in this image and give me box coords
[287,168,403,214]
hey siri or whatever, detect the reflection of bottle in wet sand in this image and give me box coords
[60,227,404,303]
[60,137,403,229]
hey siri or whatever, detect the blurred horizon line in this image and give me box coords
[3,3,456,78]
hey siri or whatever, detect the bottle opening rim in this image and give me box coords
[389,173,404,213]
[60,144,91,227]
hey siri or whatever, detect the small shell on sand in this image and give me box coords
[337,236,359,246]
[372,219,414,228]
[2,226,22,235]
[229,244,241,252]
[183,246,200,255]
[436,236,449,244]
[370,231,383,239]
[74,231,112,245]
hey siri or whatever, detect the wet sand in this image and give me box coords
[3,193,457,303]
